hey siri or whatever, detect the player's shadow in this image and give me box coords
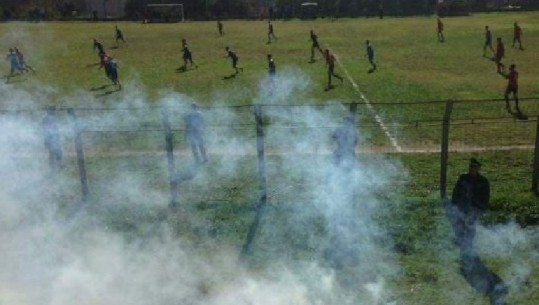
[324,85,335,91]
[85,62,100,68]
[459,252,508,305]
[95,86,121,98]
[176,66,190,73]
[308,59,316,64]
[222,72,238,80]
[89,84,112,91]
[109,46,119,50]
[368,68,376,74]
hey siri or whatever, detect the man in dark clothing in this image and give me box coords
[184,103,208,164]
[42,106,62,172]
[332,116,358,166]
[365,40,376,72]
[449,158,490,253]
[225,46,243,74]
[483,26,494,57]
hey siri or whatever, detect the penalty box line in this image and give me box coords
[330,49,403,152]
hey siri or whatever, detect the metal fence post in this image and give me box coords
[161,108,179,209]
[532,116,539,195]
[240,104,268,260]
[440,100,453,199]
[67,108,89,203]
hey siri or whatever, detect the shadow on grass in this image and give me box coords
[222,72,238,80]
[85,62,100,68]
[95,86,121,98]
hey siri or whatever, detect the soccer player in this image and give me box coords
[504,64,519,113]
[225,46,243,74]
[324,49,343,89]
[14,47,35,73]
[512,22,523,50]
[267,54,276,76]
[437,17,445,42]
[5,48,21,82]
[102,56,121,89]
[181,39,197,70]
[483,26,494,57]
[184,103,208,164]
[309,29,323,62]
[93,38,105,56]
[267,20,276,43]
[365,40,376,72]
[217,20,224,36]
[495,37,505,74]
[115,25,126,44]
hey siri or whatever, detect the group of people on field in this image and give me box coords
[437,18,526,117]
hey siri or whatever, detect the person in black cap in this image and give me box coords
[448,158,490,253]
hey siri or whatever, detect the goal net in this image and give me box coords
[145,3,184,23]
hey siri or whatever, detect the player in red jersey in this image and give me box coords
[495,37,505,74]
[504,64,519,113]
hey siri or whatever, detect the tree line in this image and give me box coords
[0,0,536,20]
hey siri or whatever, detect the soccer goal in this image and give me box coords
[145,3,184,23]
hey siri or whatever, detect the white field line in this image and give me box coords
[330,49,403,152]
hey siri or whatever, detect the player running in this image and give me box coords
[225,46,243,74]
[93,38,105,56]
[181,38,197,70]
[14,47,35,73]
[115,25,126,44]
[267,21,277,43]
[324,49,343,90]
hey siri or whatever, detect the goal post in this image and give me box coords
[145,3,184,23]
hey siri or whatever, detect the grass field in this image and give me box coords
[1,12,539,305]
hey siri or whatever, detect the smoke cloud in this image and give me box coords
[0,67,536,305]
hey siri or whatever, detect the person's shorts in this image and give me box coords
[505,86,518,95]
